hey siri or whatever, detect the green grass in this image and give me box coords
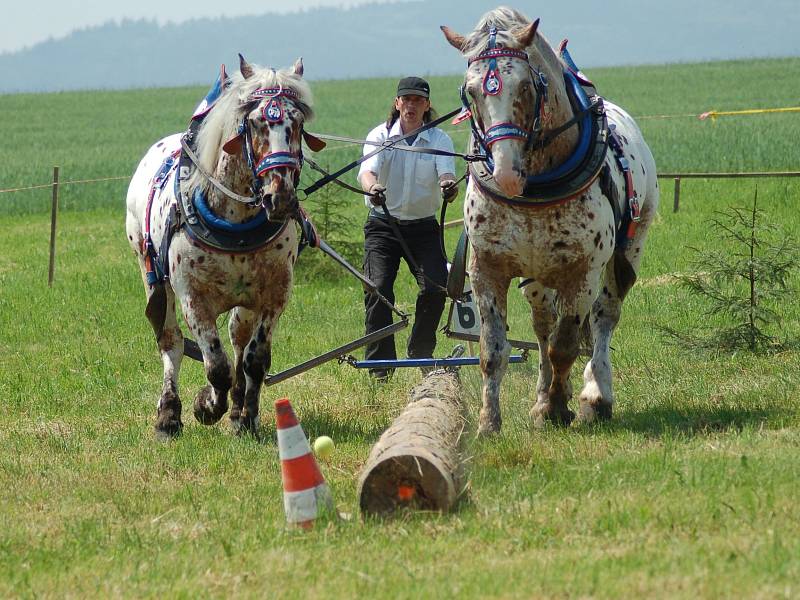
[1,57,799,598]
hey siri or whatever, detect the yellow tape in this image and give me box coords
[699,106,800,121]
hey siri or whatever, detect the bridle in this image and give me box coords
[238,85,305,199]
[461,26,550,170]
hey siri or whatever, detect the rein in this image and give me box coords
[303,147,469,301]
[304,130,486,163]
[301,107,463,197]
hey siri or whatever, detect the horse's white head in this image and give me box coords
[194,55,317,220]
[442,9,542,197]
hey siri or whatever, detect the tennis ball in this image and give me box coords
[313,435,334,461]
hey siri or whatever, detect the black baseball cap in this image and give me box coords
[397,76,430,98]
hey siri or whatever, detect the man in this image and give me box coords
[358,76,459,381]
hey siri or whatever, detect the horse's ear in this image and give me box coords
[293,57,304,78]
[440,25,467,52]
[514,18,540,48]
[222,133,243,155]
[239,53,254,79]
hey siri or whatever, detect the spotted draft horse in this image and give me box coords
[441,8,659,434]
[126,56,318,438]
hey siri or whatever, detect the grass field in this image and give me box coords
[1,57,799,598]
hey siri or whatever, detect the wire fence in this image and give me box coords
[3,102,798,285]
[4,102,798,198]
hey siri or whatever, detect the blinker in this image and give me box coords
[452,108,472,125]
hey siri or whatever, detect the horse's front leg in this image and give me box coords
[532,280,599,428]
[472,265,512,435]
[521,281,557,418]
[182,303,232,427]
[229,308,274,435]
[228,307,255,431]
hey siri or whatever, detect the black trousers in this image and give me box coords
[363,216,448,371]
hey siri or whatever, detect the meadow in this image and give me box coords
[0,56,799,598]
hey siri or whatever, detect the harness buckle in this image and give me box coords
[630,195,641,223]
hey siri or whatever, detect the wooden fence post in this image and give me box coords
[48,166,60,287]
[672,177,681,213]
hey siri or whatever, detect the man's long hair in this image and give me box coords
[385,105,437,130]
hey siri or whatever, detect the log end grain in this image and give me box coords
[359,452,455,516]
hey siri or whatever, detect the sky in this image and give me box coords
[0,0,413,54]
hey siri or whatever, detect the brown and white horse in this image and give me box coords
[442,8,659,434]
[126,56,315,438]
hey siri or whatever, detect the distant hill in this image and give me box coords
[1,0,799,93]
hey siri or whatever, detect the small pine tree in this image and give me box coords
[298,158,363,278]
[661,188,797,353]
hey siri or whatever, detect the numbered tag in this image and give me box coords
[448,279,481,336]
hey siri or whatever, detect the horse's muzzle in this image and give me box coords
[261,172,298,221]
[492,164,524,197]
[491,144,525,197]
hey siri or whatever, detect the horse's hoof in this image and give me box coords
[154,419,183,440]
[576,400,613,425]
[232,414,260,438]
[596,402,613,421]
[155,397,183,439]
[557,408,576,426]
[193,385,228,425]
[477,410,501,436]
[531,404,575,428]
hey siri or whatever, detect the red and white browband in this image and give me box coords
[246,87,301,124]
[247,86,299,101]
[468,48,530,65]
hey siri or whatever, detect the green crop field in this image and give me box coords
[1,57,799,598]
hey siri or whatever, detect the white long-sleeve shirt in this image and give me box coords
[359,120,456,220]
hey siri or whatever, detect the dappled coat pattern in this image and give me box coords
[125,56,313,438]
[442,8,659,434]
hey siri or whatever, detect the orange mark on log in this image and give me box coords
[397,485,416,501]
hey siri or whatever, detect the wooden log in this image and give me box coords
[357,370,468,517]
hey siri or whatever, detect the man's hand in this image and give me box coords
[440,179,458,203]
[368,183,386,206]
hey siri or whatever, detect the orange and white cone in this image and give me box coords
[275,398,335,528]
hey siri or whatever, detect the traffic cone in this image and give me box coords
[275,398,335,528]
